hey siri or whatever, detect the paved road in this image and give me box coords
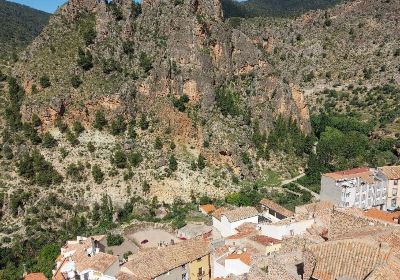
[281,173,320,199]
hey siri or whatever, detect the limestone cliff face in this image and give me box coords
[13,0,310,175]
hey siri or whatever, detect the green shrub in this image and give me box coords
[197,154,206,170]
[32,114,42,127]
[215,86,241,117]
[127,121,137,139]
[139,52,153,73]
[17,150,62,187]
[112,148,127,169]
[92,164,104,184]
[142,181,150,194]
[2,144,13,160]
[0,70,6,81]
[66,129,79,146]
[173,95,190,112]
[128,152,143,167]
[39,75,51,88]
[94,110,108,130]
[110,116,127,136]
[139,114,149,130]
[169,154,178,172]
[102,58,121,74]
[73,121,85,135]
[87,142,96,153]
[42,132,57,148]
[154,137,163,150]
[71,75,82,88]
[66,162,85,182]
[107,234,124,246]
[77,48,93,71]
[83,27,96,46]
[122,41,134,55]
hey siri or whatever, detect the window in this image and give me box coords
[182,273,187,280]
[198,267,204,277]
[393,188,398,196]
[346,192,350,197]
[392,199,397,207]
[290,230,295,236]
[394,180,398,186]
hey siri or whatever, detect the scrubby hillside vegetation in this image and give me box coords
[221,0,345,18]
[0,0,50,62]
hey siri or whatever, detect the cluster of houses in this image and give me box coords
[22,165,400,280]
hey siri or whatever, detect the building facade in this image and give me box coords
[378,166,400,210]
[320,168,387,210]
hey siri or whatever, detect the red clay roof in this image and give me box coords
[226,251,252,266]
[250,235,281,246]
[323,167,380,184]
[199,204,216,214]
[24,273,48,280]
[323,167,370,180]
[364,209,400,224]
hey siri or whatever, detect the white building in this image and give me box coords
[214,249,252,278]
[320,167,387,210]
[212,207,259,237]
[259,218,314,240]
[53,236,119,280]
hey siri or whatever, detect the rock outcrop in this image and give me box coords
[13,0,310,176]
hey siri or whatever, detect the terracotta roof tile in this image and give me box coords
[260,198,294,218]
[199,204,216,214]
[24,273,48,280]
[364,209,400,224]
[213,207,258,222]
[224,207,258,222]
[378,166,400,180]
[250,235,281,246]
[323,167,374,182]
[122,239,210,279]
[226,251,252,266]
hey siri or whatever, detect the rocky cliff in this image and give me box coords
[14,0,309,133]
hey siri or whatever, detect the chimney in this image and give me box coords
[91,237,96,256]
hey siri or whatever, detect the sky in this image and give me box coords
[9,0,67,13]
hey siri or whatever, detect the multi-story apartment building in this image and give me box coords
[378,166,400,210]
[320,167,387,210]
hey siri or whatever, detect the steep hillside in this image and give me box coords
[0,0,50,63]
[231,0,400,190]
[235,0,400,125]
[221,0,345,18]
[5,0,311,209]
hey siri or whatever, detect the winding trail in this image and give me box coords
[281,173,320,199]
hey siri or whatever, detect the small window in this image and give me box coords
[392,199,397,207]
[394,180,398,186]
[290,230,295,236]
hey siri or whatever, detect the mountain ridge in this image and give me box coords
[0,0,50,63]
